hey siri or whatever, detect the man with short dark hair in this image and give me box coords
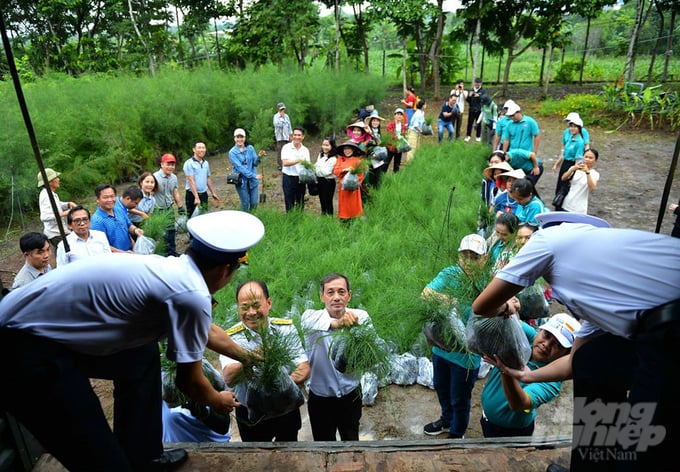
[280,127,310,212]
[56,205,112,265]
[0,211,265,471]
[11,232,52,289]
[183,142,220,217]
[465,77,486,142]
[90,184,144,253]
[301,273,374,441]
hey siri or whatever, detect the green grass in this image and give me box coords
[214,140,490,353]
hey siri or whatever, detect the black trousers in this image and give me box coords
[282,174,304,212]
[185,190,208,218]
[570,321,680,472]
[235,406,301,442]
[480,416,534,438]
[553,159,574,209]
[317,177,336,215]
[0,329,163,471]
[467,109,482,137]
[307,387,362,441]
[387,150,402,173]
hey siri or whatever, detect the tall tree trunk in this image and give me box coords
[645,0,664,87]
[662,9,676,81]
[471,0,482,79]
[428,0,445,99]
[542,45,554,98]
[214,19,221,68]
[334,0,340,72]
[623,0,647,82]
[502,48,516,97]
[539,47,546,85]
[579,17,592,85]
[127,0,155,75]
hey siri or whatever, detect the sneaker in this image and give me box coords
[424,419,450,436]
[475,137,481,142]
[546,464,569,472]
[464,136,471,142]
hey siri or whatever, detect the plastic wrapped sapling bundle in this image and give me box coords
[341,159,369,191]
[229,323,305,426]
[328,323,391,381]
[161,355,231,434]
[388,352,419,386]
[298,160,317,185]
[465,313,531,370]
[517,281,550,320]
[421,305,468,353]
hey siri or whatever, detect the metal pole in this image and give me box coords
[0,11,70,252]
[655,132,680,233]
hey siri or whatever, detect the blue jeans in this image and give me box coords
[438,120,454,142]
[432,353,478,438]
[236,178,259,212]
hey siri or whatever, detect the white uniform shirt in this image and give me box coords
[0,253,213,362]
[497,224,680,339]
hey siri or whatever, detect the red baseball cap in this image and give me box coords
[161,153,176,163]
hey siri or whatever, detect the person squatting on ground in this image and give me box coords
[472,211,680,472]
[301,273,374,441]
[0,210,265,472]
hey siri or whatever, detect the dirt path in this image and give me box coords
[3,87,679,446]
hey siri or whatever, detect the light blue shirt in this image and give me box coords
[183,157,211,192]
[0,253,213,362]
[497,224,680,339]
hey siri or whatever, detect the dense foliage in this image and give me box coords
[0,67,386,219]
[219,141,490,353]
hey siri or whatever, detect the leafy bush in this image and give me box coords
[553,60,581,84]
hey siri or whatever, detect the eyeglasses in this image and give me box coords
[72,217,89,225]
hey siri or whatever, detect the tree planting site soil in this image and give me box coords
[2,86,679,456]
